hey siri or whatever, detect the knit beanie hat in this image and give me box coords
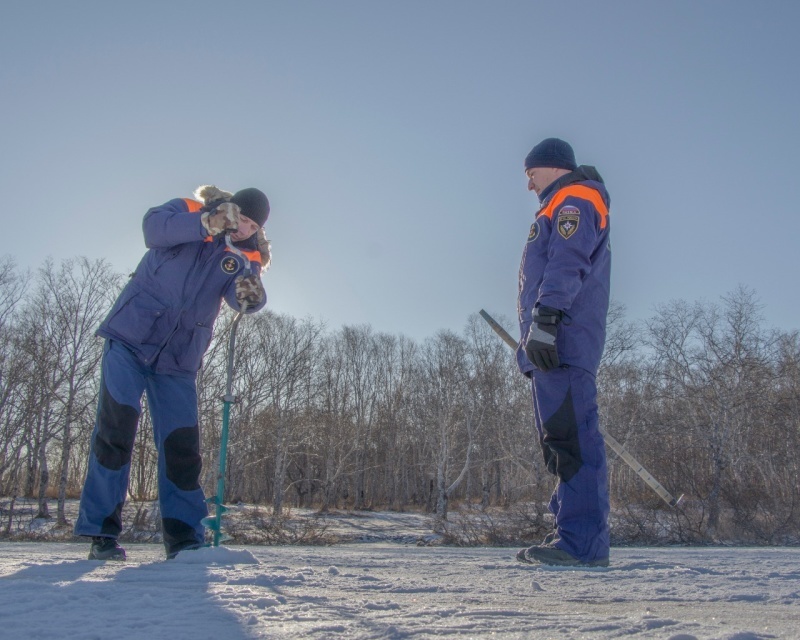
[231,188,270,227]
[524,138,577,171]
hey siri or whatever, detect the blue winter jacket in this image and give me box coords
[517,166,611,377]
[96,197,266,376]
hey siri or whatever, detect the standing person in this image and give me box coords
[515,138,612,567]
[75,185,272,560]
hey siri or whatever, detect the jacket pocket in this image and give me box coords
[153,249,180,276]
[175,324,214,372]
[104,288,169,346]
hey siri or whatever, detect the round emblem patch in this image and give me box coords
[527,220,540,242]
[220,255,241,275]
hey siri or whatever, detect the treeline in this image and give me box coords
[1,255,799,544]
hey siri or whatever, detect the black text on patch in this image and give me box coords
[557,206,580,240]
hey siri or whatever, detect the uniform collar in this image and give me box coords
[538,165,606,207]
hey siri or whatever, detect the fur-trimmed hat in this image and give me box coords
[524,138,577,171]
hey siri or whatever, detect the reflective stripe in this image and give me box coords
[538,185,608,229]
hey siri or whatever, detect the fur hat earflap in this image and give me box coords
[193,185,234,205]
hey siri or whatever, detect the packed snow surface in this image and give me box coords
[0,542,798,639]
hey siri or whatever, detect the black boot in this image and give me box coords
[516,544,608,567]
[166,540,203,560]
[89,537,126,561]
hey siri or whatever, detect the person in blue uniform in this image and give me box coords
[75,185,271,560]
[515,139,612,567]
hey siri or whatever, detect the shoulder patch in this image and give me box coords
[557,205,580,240]
[528,220,540,242]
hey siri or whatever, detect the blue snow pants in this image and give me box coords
[75,340,208,552]
[530,366,610,563]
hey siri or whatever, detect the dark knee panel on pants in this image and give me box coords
[99,502,124,537]
[541,388,583,482]
[164,426,202,491]
[95,383,139,470]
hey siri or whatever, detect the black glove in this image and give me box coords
[525,306,563,371]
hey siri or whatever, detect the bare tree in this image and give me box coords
[31,257,122,526]
[0,258,31,530]
[0,258,28,486]
[415,330,474,521]
[251,312,319,516]
[645,287,779,537]
[463,313,534,508]
[3,247,798,547]
[14,312,64,519]
[372,332,417,509]
[340,325,383,510]
[315,331,355,512]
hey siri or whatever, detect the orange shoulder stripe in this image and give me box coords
[222,246,262,265]
[183,198,203,212]
[539,185,609,229]
[182,198,215,241]
[239,249,262,264]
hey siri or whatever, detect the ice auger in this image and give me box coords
[202,235,252,546]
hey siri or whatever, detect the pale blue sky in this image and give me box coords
[2,1,799,340]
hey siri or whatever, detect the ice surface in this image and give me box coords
[0,542,797,639]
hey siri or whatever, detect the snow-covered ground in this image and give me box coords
[1,541,798,639]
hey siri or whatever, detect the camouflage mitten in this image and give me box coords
[235,274,265,307]
[201,202,241,236]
